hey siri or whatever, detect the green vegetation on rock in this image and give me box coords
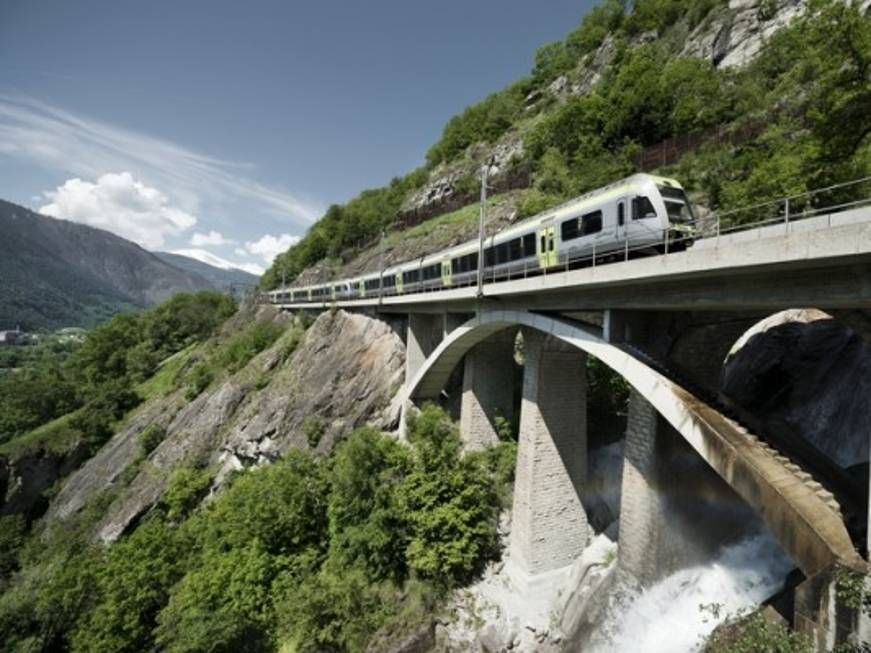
[0,405,515,653]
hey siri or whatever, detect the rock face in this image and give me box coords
[722,310,871,469]
[682,0,807,68]
[45,309,406,543]
[0,444,89,519]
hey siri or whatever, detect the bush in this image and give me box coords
[184,362,214,400]
[213,320,286,374]
[71,519,184,653]
[163,467,213,522]
[399,405,501,586]
[326,427,412,582]
[0,515,26,583]
[138,423,167,457]
[303,416,326,450]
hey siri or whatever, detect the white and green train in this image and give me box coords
[268,173,696,304]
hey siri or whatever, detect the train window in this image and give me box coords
[632,196,656,220]
[403,269,421,284]
[485,247,495,267]
[561,217,580,241]
[496,242,509,264]
[509,238,522,261]
[456,252,478,272]
[618,202,625,226]
[581,210,602,235]
[664,200,695,223]
[383,275,395,288]
[523,233,535,257]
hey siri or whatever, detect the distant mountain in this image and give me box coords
[0,199,215,330]
[155,251,259,290]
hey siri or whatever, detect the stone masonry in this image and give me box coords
[616,388,662,587]
[509,329,590,574]
[459,330,517,451]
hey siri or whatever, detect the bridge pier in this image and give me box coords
[401,313,445,439]
[509,330,590,575]
[459,330,517,451]
[616,388,665,587]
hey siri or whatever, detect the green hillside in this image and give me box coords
[261,0,870,289]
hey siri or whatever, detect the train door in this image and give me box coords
[537,225,557,269]
[359,280,365,298]
[441,259,452,287]
[395,273,404,294]
[616,200,627,242]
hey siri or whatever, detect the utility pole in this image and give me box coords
[378,228,385,304]
[476,164,489,297]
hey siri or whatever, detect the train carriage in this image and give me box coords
[268,173,695,304]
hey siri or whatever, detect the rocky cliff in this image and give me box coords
[38,307,405,542]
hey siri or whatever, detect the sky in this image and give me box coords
[0,0,594,275]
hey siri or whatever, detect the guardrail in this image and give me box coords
[272,175,871,304]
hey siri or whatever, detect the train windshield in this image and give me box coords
[658,185,695,223]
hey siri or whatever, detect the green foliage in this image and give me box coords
[587,355,630,432]
[400,405,500,586]
[704,612,813,652]
[213,320,286,374]
[836,571,870,614]
[0,405,512,653]
[71,519,185,653]
[303,416,327,450]
[154,541,277,653]
[425,83,528,167]
[163,467,214,522]
[185,362,214,399]
[326,427,412,582]
[261,170,429,288]
[0,292,235,452]
[0,515,25,584]
[200,451,328,556]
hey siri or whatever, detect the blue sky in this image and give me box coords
[0,0,593,274]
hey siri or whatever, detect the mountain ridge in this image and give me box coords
[0,199,216,330]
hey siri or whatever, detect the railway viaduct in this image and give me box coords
[273,205,871,648]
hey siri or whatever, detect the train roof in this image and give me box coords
[273,173,684,293]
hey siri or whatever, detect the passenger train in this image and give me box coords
[267,173,696,304]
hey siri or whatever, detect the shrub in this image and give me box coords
[138,424,167,457]
[302,416,326,450]
[163,467,213,522]
[184,363,214,400]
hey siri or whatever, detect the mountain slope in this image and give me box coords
[155,251,259,289]
[0,199,215,330]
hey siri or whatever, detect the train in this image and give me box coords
[267,173,696,304]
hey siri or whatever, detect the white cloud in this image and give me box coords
[190,230,234,247]
[244,233,300,264]
[234,247,247,257]
[171,248,264,276]
[0,93,323,228]
[39,172,196,249]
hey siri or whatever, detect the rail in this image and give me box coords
[267,175,871,305]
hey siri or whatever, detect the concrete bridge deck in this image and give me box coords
[275,205,871,314]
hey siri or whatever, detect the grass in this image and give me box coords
[0,410,82,457]
[136,345,197,401]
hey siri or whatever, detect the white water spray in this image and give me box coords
[590,530,794,652]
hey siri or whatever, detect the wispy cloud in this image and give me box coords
[0,92,323,229]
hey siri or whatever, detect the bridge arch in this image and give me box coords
[404,309,863,578]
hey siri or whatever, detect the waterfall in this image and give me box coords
[589,530,794,652]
